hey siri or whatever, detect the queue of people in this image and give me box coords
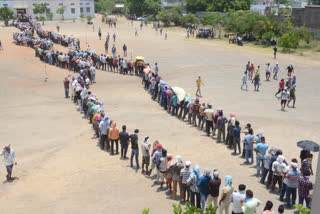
[12,14,313,213]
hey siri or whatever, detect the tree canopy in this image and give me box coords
[33,3,48,14]
[126,0,162,16]
[95,0,116,13]
[0,7,14,20]
[186,0,253,13]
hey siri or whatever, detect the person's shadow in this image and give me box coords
[3,177,19,184]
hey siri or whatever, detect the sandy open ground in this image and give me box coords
[0,16,319,214]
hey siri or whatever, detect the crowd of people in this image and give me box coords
[241,61,297,111]
[11,14,314,213]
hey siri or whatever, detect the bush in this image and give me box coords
[180,13,200,26]
[87,16,92,22]
[279,31,299,51]
[294,204,310,214]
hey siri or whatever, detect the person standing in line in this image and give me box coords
[141,136,151,174]
[207,170,221,208]
[298,170,312,208]
[63,76,70,98]
[198,168,212,212]
[273,63,280,80]
[262,201,275,214]
[180,161,192,203]
[99,114,109,150]
[187,165,201,209]
[242,128,255,164]
[119,125,129,159]
[109,121,119,155]
[216,110,228,143]
[169,155,184,200]
[203,104,214,136]
[273,46,278,59]
[0,145,17,181]
[260,154,271,184]
[147,141,160,177]
[130,129,140,169]
[158,149,168,189]
[285,160,301,209]
[241,71,248,91]
[232,121,242,154]
[219,176,234,214]
[150,143,163,182]
[240,190,261,214]
[271,155,286,192]
[254,136,269,177]
[196,76,204,97]
[301,153,313,175]
[230,184,246,214]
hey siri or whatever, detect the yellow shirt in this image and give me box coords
[196,78,202,87]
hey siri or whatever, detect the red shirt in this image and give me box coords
[279,81,284,89]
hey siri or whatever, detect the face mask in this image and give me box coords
[305,176,310,179]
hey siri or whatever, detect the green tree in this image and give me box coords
[87,15,93,22]
[203,12,226,38]
[126,0,161,16]
[279,31,300,51]
[157,10,171,26]
[185,0,209,13]
[46,12,53,21]
[39,16,46,25]
[0,7,14,20]
[33,3,48,15]
[180,13,200,26]
[56,7,65,20]
[95,0,116,14]
[310,0,320,4]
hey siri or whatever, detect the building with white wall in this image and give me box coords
[0,0,95,20]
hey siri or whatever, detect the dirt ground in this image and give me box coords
[0,16,319,214]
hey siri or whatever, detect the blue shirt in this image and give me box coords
[197,175,212,195]
[255,143,268,159]
[242,134,255,150]
[286,169,301,188]
[233,126,241,139]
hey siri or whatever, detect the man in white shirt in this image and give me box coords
[0,144,17,181]
[231,184,246,214]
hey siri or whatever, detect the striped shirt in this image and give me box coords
[180,167,191,184]
[298,177,312,198]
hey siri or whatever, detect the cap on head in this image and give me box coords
[185,161,191,167]
[157,143,162,148]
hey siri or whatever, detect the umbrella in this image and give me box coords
[172,86,186,103]
[143,67,151,74]
[297,140,319,152]
[135,56,144,61]
[89,50,97,53]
